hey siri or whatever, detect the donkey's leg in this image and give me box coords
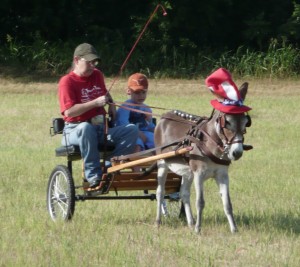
[180,171,194,229]
[216,173,238,233]
[194,173,205,233]
[156,160,168,226]
[168,161,194,228]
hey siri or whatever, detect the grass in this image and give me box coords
[1,76,300,267]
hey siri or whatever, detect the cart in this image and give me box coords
[47,118,190,221]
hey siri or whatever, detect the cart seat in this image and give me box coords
[55,144,115,157]
[51,118,115,160]
[55,145,81,157]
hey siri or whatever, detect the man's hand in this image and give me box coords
[94,95,108,107]
[65,95,110,118]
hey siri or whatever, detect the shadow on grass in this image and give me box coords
[203,211,300,235]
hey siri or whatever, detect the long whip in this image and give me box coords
[107,4,167,93]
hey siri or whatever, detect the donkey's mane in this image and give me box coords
[172,109,202,122]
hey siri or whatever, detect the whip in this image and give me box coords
[107,4,167,92]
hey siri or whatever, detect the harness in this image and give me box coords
[161,111,231,165]
[109,102,252,166]
[158,110,252,166]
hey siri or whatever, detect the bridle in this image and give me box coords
[180,110,252,165]
[216,112,251,154]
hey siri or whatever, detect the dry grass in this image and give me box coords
[1,76,300,267]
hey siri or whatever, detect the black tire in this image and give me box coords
[47,165,75,221]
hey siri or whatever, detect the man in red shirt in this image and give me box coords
[59,43,138,189]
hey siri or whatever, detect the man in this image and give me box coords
[58,43,138,189]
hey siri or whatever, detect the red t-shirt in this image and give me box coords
[59,69,108,123]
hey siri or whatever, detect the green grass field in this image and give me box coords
[1,76,300,267]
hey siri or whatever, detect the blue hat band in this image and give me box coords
[222,99,243,106]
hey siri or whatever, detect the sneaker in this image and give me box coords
[86,174,110,193]
[87,175,101,189]
[105,161,112,168]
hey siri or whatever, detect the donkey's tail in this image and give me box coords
[138,162,158,178]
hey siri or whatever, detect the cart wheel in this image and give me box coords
[47,165,75,221]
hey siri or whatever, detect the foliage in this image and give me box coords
[210,39,300,78]
[0,0,300,78]
[2,33,73,75]
[1,34,300,79]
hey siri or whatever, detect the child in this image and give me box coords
[115,73,155,152]
[116,73,171,216]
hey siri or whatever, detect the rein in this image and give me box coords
[113,101,170,111]
[110,102,162,118]
[109,102,202,126]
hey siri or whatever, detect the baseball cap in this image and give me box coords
[127,73,148,91]
[205,68,252,114]
[73,43,100,61]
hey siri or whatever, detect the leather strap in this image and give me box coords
[186,135,230,166]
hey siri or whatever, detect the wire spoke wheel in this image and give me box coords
[47,165,75,221]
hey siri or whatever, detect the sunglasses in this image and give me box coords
[80,57,99,66]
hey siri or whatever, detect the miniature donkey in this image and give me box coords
[155,83,252,233]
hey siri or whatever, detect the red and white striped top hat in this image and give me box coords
[205,68,251,114]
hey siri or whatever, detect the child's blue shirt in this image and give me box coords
[115,99,155,131]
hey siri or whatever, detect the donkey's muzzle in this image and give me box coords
[232,150,243,160]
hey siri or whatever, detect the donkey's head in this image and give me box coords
[213,82,251,161]
[214,111,251,161]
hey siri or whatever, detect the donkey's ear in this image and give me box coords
[239,82,248,101]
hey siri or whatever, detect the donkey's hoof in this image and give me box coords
[155,220,161,228]
[187,224,194,231]
[231,228,238,234]
[194,226,201,234]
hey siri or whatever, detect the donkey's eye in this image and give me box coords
[225,121,231,128]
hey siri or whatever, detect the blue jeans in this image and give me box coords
[136,131,154,150]
[62,122,138,183]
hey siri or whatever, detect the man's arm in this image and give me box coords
[64,95,108,117]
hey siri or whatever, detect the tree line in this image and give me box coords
[0,0,299,77]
